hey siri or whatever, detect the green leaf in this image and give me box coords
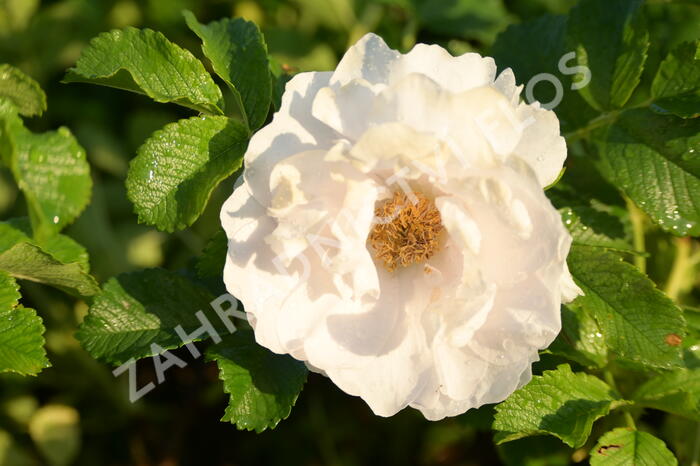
[493,364,620,448]
[631,369,700,421]
[596,108,700,236]
[560,206,634,253]
[567,245,685,369]
[196,229,227,279]
[38,233,90,272]
[126,116,248,232]
[63,27,224,115]
[269,58,292,112]
[0,64,46,117]
[0,102,91,237]
[567,0,649,110]
[642,0,700,94]
[206,330,307,433]
[0,218,89,271]
[0,306,49,376]
[0,219,99,296]
[0,271,49,376]
[0,243,99,296]
[0,271,20,312]
[76,268,228,365]
[183,11,271,130]
[685,306,700,335]
[590,428,677,465]
[651,40,700,119]
[548,304,607,368]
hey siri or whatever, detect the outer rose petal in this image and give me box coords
[311,79,382,141]
[331,33,497,93]
[512,102,567,187]
[244,71,336,205]
[330,33,400,87]
[493,68,523,107]
[221,184,343,358]
[371,74,522,160]
[411,351,539,420]
[315,70,524,163]
[303,278,432,416]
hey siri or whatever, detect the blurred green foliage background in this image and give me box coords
[1,0,698,464]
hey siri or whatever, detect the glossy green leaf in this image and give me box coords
[64,27,224,114]
[590,428,677,465]
[0,242,98,296]
[550,201,630,368]
[596,108,700,237]
[126,116,248,232]
[37,233,90,272]
[560,206,634,253]
[0,271,19,312]
[0,218,89,271]
[269,58,292,112]
[651,40,700,119]
[494,365,620,448]
[567,0,649,110]
[184,11,271,130]
[76,268,229,365]
[0,102,91,237]
[0,220,98,296]
[568,245,685,368]
[206,330,307,433]
[0,306,49,376]
[0,64,46,117]
[0,271,49,376]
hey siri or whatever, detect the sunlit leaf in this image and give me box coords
[651,40,700,119]
[0,101,91,237]
[0,270,49,376]
[64,27,224,114]
[77,268,228,365]
[0,220,98,296]
[126,116,248,232]
[567,0,649,110]
[207,330,307,433]
[184,11,271,130]
[494,365,621,448]
[0,64,46,117]
[590,428,677,465]
[596,108,700,237]
[567,245,685,369]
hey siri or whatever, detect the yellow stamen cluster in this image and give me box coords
[368,191,444,271]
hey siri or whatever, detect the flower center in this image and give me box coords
[368,191,444,272]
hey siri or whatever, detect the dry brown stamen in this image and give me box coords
[368,191,444,272]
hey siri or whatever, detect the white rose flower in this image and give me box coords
[221,33,583,420]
